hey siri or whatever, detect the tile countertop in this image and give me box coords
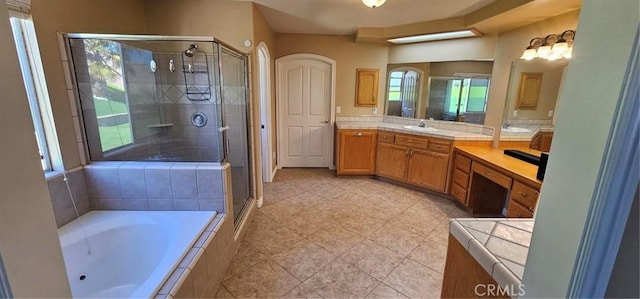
[500,125,555,142]
[449,218,534,289]
[335,122,493,141]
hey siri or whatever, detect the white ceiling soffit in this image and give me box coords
[239,0,498,35]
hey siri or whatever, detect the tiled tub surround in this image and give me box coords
[449,218,533,288]
[46,167,91,228]
[155,213,235,298]
[84,161,229,213]
[335,115,495,140]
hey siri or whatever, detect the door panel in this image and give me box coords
[375,143,407,181]
[287,126,303,157]
[407,150,449,192]
[278,56,332,167]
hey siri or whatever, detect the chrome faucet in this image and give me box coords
[503,120,512,129]
[418,119,426,127]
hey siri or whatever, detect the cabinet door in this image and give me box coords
[407,150,450,192]
[355,69,379,107]
[337,130,377,175]
[539,133,553,152]
[375,143,408,181]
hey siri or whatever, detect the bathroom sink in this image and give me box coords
[402,125,437,132]
[501,127,532,133]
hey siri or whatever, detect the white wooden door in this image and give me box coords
[277,56,333,168]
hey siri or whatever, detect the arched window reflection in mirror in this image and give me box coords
[386,69,422,118]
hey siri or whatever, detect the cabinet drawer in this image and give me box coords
[395,135,428,149]
[378,131,395,144]
[428,140,451,154]
[451,183,468,206]
[507,200,534,218]
[472,162,512,189]
[453,169,469,189]
[510,180,539,209]
[454,154,472,173]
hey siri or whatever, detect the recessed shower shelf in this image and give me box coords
[147,123,174,129]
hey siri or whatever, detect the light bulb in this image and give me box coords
[563,46,573,59]
[520,48,537,60]
[362,0,387,8]
[552,41,568,55]
[537,45,552,58]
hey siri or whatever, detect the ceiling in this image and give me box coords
[242,0,497,35]
[233,0,582,40]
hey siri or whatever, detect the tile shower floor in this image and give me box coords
[216,168,472,298]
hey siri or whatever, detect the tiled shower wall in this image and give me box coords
[155,52,223,162]
[83,162,228,213]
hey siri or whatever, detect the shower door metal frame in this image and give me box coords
[216,42,254,225]
[0,252,13,298]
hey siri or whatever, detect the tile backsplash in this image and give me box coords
[335,115,495,137]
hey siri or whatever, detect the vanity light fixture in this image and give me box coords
[388,29,480,44]
[362,0,386,9]
[520,30,576,61]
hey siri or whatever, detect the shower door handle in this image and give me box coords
[225,138,230,154]
[218,126,230,132]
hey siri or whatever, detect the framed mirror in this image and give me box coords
[502,59,568,127]
[384,60,493,125]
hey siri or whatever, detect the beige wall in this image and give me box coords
[0,4,71,297]
[275,34,389,116]
[387,36,497,64]
[30,0,148,169]
[504,60,566,120]
[252,4,278,173]
[144,0,254,52]
[484,10,580,146]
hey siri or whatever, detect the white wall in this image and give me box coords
[0,3,72,297]
[522,0,639,297]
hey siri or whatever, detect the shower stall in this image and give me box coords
[66,34,252,223]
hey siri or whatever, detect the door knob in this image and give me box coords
[321,120,329,123]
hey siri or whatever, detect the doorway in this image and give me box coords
[276,54,335,168]
[257,43,274,182]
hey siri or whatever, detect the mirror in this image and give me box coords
[502,59,568,127]
[384,61,493,125]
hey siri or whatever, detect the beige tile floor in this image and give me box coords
[216,168,472,299]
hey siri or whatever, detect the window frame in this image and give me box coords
[9,17,55,172]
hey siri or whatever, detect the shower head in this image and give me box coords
[184,44,198,57]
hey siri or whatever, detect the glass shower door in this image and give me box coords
[220,47,251,223]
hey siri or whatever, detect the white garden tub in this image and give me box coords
[58,210,216,298]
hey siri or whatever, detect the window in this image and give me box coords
[445,78,490,115]
[387,71,404,101]
[9,17,56,171]
[81,39,133,151]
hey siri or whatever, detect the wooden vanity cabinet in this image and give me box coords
[451,153,472,206]
[530,131,553,152]
[507,180,539,217]
[336,129,377,175]
[375,132,452,193]
[407,150,449,191]
[375,143,407,181]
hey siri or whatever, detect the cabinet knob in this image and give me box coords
[355,132,362,137]
[521,192,528,197]
[382,136,387,139]
[528,206,534,212]
[408,140,412,143]
[436,145,441,148]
